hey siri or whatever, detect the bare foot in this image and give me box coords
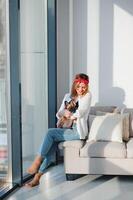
[25,172,43,188]
[27,156,42,175]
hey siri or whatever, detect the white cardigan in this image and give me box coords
[56,92,92,139]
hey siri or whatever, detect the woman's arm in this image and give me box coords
[56,93,71,119]
[72,92,92,119]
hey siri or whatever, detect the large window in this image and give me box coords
[0,0,9,190]
[0,0,56,198]
[20,0,48,175]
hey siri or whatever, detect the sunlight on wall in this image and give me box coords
[113,4,133,107]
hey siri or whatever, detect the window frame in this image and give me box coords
[0,0,57,198]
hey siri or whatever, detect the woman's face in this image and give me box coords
[75,82,87,96]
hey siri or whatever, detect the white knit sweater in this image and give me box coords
[56,92,92,139]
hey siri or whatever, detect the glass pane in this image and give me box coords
[0,0,8,187]
[20,0,48,175]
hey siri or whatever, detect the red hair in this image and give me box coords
[71,73,89,97]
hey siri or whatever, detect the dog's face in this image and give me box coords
[64,100,78,113]
[57,99,78,128]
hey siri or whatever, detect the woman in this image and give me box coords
[26,73,92,187]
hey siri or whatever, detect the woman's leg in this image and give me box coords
[38,127,80,158]
[28,128,79,174]
[27,128,59,175]
[25,172,43,187]
[38,128,80,174]
[38,143,58,173]
[27,156,42,174]
[25,144,58,187]
[26,127,80,187]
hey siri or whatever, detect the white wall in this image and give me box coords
[72,0,88,76]
[57,0,133,108]
[57,0,70,109]
[113,1,133,107]
[57,0,88,109]
[87,0,133,107]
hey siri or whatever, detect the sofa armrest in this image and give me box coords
[58,140,85,150]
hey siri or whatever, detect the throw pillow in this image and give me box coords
[89,114,96,128]
[89,112,129,142]
[104,113,129,141]
[89,111,111,129]
[88,114,123,143]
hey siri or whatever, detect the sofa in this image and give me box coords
[59,106,133,180]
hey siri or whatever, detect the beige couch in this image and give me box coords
[59,106,133,180]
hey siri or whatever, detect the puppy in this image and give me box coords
[57,100,78,128]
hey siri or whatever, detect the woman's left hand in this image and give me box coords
[64,110,72,118]
[70,115,77,120]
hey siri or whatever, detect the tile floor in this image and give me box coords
[5,164,133,200]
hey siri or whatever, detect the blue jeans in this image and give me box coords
[38,127,80,173]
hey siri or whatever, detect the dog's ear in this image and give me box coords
[64,101,69,107]
[75,101,79,108]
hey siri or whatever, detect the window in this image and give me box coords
[0,0,9,192]
[20,0,48,176]
[0,0,56,198]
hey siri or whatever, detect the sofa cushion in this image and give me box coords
[89,106,116,115]
[88,113,129,142]
[88,114,123,143]
[88,114,96,129]
[80,141,126,158]
[88,108,116,133]
[126,138,133,158]
[58,140,84,149]
[89,112,129,141]
[88,112,109,133]
[101,113,130,142]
